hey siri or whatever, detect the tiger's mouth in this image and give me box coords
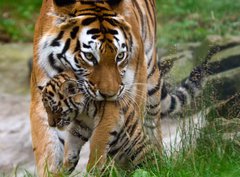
[81,80,125,101]
[49,109,78,130]
[56,119,71,130]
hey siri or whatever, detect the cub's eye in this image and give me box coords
[116,52,125,62]
[84,52,94,61]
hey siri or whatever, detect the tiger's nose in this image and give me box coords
[99,90,117,99]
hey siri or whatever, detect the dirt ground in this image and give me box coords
[0,43,202,176]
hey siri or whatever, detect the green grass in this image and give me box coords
[156,0,240,46]
[4,115,240,176]
[78,124,240,177]
[0,0,239,43]
[0,0,41,41]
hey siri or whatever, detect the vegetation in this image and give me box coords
[39,104,240,177]
[0,0,41,42]
[0,0,239,44]
[156,0,240,46]
[85,90,240,177]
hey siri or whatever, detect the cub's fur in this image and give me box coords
[39,70,88,173]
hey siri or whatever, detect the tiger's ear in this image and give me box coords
[107,0,122,6]
[51,0,77,28]
[53,0,76,7]
[61,80,79,97]
[52,0,76,16]
[38,86,44,93]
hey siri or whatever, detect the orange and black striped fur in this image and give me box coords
[39,70,84,129]
[30,0,209,176]
[39,71,123,173]
[38,70,89,173]
[39,70,155,174]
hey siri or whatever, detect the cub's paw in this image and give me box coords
[62,151,80,174]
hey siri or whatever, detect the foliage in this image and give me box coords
[156,0,240,46]
[81,124,240,177]
[0,0,239,43]
[0,0,42,42]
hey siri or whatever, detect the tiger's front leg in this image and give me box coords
[30,94,65,177]
[87,102,120,171]
[63,117,93,174]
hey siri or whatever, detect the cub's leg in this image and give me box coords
[63,117,93,174]
[87,102,120,171]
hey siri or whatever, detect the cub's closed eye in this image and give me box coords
[68,86,77,95]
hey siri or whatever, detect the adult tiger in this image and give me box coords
[30,0,207,176]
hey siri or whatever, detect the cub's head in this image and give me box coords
[38,0,142,102]
[39,73,84,129]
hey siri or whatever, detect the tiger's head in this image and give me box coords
[39,72,85,129]
[38,0,144,102]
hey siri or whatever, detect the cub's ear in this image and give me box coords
[53,0,76,7]
[38,86,44,92]
[107,0,122,6]
[61,80,79,97]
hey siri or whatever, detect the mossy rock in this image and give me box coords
[0,43,32,95]
[207,93,240,121]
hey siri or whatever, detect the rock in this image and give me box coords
[208,68,240,100]
[193,35,240,65]
[0,94,35,175]
[207,93,240,121]
[161,35,240,101]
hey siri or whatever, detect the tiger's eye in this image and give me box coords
[84,53,94,60]
[117,52,125,61]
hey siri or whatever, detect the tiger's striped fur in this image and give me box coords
[39,70,153,173]
[30,0,208,175]
[39,70,126,173]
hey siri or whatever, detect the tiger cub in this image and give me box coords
[39,70,84,129]
[39,71,137,174]
[39,70,90,173]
